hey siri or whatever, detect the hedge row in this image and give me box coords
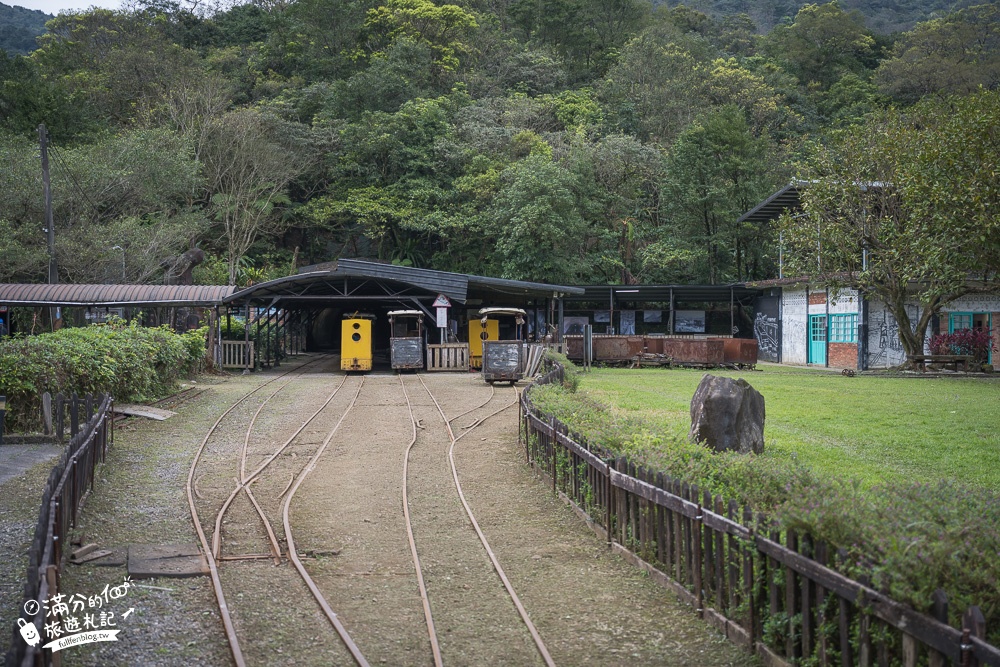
[0,321,206,430]
[530,370,1000,645]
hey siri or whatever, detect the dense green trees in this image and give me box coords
[0,3,49,55]
[0,0,996,288]
[875,4,1000,104]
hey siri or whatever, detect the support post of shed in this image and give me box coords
[730,286,734,336]
[244,299,251,372]
[608,286,614,335]
[557,297,564,346]
[215,306,222,368]
[265,308,272,368]
[669,288,675,335]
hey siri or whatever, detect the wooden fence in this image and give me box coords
[5,394,113,667]
[520,362,999,667]
[427,343,470,371]
[220,340,255,370]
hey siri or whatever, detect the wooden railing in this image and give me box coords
[427,343,469,371]
[520,362,999,666]
[221,340,255,369]
[6,394,113,667]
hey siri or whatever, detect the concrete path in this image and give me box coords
[0,443,63,485]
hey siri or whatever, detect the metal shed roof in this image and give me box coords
[226,259,583,307]
[0,283,235,307]
[737,180,810,224]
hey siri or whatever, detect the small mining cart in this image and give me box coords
[388,310,425,371]
[479,307,527,384]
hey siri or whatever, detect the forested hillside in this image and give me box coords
[0,2,50,54]
[0,0,997,287]
[658,0,988,33]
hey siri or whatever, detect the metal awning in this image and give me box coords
[0,284,235,307]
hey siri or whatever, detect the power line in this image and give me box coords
[48,142,104,220]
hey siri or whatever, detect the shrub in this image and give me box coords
[929,328,995,364]
[0,320,206,430]
[543,350,581,392]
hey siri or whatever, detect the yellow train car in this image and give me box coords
[341,313,376,371]
[468,315,499,369]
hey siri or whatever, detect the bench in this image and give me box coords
[908,354,974,372]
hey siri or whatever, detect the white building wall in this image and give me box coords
[769,286,994,369]
[864,294,998,368]
[942,294,1000,313]
[829,288,860,314]
[865,298,930,368]
[781,287,808,364]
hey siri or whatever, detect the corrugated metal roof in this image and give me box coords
[337,259,472,301]
[0,283,235,307]
[229,259,585,306]
[332,259,584,299]
[738,180,810,224]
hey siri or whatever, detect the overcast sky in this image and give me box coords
[11,0,122,15]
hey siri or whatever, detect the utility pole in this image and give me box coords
[39,124,56,284]
[39,123,61,329]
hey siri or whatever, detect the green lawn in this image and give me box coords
[579,364,1000,490]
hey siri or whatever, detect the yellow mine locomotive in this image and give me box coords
[341,312,375,371]
[468,313,500,369]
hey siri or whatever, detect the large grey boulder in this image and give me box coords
[689,374,765,454]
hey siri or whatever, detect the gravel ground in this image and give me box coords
[0,456,58,658]
[6,356,757,666]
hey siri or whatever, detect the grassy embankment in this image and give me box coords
[530,360,1000,640]
[579,364,1000,489]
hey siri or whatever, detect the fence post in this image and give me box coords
[743,505,755,644]
[693,493,703,617]
[961,606,986,667]
[606,458,614,547]
[714,495,725,612]
[70,394,80,438]
[56,393,65,441]
[550,416,558,494]
[42,392,53,436]
[836,548,854,667]
[786,529,800,661]
[703,489,715,611]
[518,392,523,450]
[815,540,829,664]
[927,590,948,667]
[801,533,813,657]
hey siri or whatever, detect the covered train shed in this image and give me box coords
[0,283,235,334]
[222,259,583,370]
[560,284,762,337]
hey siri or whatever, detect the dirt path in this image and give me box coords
[52,356,754,666]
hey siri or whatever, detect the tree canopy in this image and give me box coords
[781,90,1000,360]
[0,0,996,287]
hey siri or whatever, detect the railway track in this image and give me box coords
[186,355,370,667]
[399,376,555,666]
[188,366,548,667]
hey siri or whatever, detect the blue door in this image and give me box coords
[809,315,827,365]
